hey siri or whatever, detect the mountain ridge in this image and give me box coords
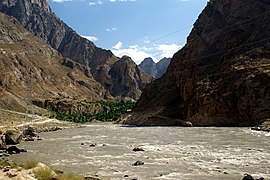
[119,0,270,126]
[0,0,152,100]
[0,12,107,111]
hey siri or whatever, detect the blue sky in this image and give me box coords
[48,0,208,63]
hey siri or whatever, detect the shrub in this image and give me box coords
[33,166,54,180]
[0,160,9,169]
[0,160,18,169]
[22,160,38,169]
[57,172,84,180]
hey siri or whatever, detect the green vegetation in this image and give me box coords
[22,160,38,170]
[0,159,18,169]
[4,130,14,143]
[0,159,10,169]
[50,100,135,123]
[33,166,55,180]
[57,172,84,180]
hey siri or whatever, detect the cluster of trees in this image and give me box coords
[50,100,135,123]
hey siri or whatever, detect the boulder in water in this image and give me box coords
[6,146,21,154]
[133,147,145,152]
[23,126,37,137]
[243,174,254,180]
[132,161,144,166]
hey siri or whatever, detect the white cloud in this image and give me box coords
[112,46,156,64]
[89,0,103,5]
[155,43,182,58]
[52,0,72,2]
[112,41,123,50]
[106,27,118,32]
[87,0,137,5]
[81,35,98,42]
[110,0,136,2]
[111,41,182,64]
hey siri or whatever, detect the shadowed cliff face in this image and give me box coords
[120,0,270,126]
[0,0,151,100]
[0,12,107,111]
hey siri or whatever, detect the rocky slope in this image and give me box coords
[0,0,151,100]
[0,12,106,111]
[139,57,171,78]
[120,0,270,126]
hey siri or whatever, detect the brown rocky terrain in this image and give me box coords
[120,0,270,128]
[0,0,152,100]
[0,12,106,111]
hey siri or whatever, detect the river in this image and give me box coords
[13,125,270,180]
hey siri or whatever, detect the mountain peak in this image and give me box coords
[139,57,171,78]
[31,0,49,12]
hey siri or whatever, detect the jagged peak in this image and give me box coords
[30,0,50,12]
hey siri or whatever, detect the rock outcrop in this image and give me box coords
[0,12,106,110]
[120,0,270,126]
[0,0,151,100]
[139,57,171,78]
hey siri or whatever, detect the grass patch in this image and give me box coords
[0,159,18,169]
[0,159,10,169]
[57,172,84,180]
[33,166,54,180]
[22,160,38,169]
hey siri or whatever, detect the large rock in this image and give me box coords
[5,131,23,145]
[121,0,270,126]
[0,135,6,150]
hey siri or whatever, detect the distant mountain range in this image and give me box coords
[139,57,171,78]
[0,0,152,103]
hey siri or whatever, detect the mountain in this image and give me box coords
[0,0,152,100]
[139,58,157,78]
[0,12,107,111]
[109,56,153,99]
[119,0,270,126]
[139,57,171,78]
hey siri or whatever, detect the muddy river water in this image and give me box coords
[13,125,270,180]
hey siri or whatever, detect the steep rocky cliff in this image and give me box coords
[156,58,171,78]
[139,57,171,78]
[0,0,151,100]
[109,56,153,99]
[120,0,270,126]
[0,12,106,111]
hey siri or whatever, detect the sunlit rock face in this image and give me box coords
[0,12,107,111]
[0,0,152,100]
